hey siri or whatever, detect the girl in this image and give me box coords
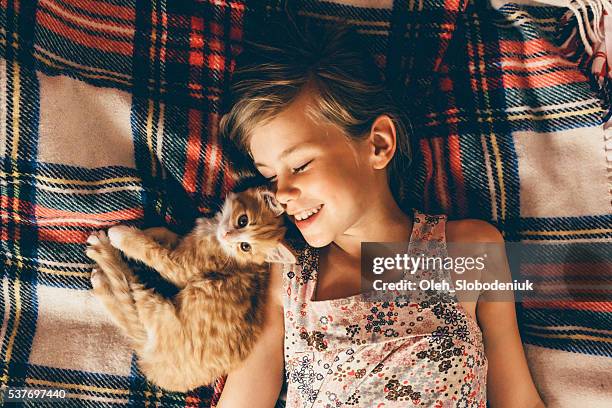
[217,20,545,408]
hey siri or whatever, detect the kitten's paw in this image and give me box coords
[90,267,102,287]
[89,265,112,299]
[107,225,134,249]
[85,230,116,263]
[90,267,112,296]
[86,230,109,246]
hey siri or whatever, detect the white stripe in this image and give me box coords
[505,98,601,114]
[0,179,143,195]
[3,252,91,269]
[156,103,165,167]
[481,135,498,222]
[500,57,574,69]
[0,215,114,227]
[0,277,11,353]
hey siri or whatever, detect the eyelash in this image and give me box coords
[265,160,312,183]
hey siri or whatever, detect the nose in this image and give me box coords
[274,175,299,205]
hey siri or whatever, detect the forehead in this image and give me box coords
[249,91,343,163]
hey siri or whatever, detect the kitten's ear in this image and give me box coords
[260,190,285,217]
[264,242,297,264]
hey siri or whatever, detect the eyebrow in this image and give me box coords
[254,143,315,168]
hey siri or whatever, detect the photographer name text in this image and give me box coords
[372,279,534,292]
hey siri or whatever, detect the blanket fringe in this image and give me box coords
[564,0,612,55]
[531,0,612,55]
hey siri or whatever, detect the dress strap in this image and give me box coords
[410,209,448,248]
[281,244,319,309]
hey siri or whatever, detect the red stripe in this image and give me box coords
[37,228,92,244]
[159,12,167,63]
[184,394,200,408]
[184,109,203,194]
[34,205,143,221]
[526,288,611,296]
[208,54,225,71]
[189,15,205,68]
[502,70,586,89]
[40,0,133,34]
[61,0,135,21]
[521,263,610,277]
[190,29,204,49]
[37,220,117,228]
[445,0,468,12]
[37,9,133,56]
[1,196,143,221]
[499,38,560,56]
[523,300,612,312]
[1,194,35,216]
[210,21,223,37]
[229,3,245,41]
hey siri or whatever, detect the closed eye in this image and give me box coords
[262,160,312,183]
[292,160,312,174]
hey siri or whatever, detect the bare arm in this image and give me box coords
[479,299,544,408]
[452,220,545,408]
[216,263,285,408]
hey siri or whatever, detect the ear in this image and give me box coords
[260,190,285,217]
[264,242,297,264]
[367,115,397,170]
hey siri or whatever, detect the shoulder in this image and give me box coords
[446,218,504,243]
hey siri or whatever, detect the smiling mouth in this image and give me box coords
[292,204,324,230]
[293,204,323,221]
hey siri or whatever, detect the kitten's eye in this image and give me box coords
[237,214,248,229]
[240,242,251,252]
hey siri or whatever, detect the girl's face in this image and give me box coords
[249,90,374,248]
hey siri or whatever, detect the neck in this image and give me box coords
[331,190,412,262]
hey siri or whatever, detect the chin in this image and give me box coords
[302,233,333,248]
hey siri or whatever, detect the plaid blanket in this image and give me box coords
[1,0,610,407]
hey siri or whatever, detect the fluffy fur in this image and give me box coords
[85,187,294,392]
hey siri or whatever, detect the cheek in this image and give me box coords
[312,170,360,210]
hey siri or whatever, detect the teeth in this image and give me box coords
[295,205,322,221]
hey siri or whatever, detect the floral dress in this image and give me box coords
[281,210,487,407]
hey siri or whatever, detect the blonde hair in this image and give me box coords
[219,20,413,204]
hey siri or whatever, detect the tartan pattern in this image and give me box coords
[0,0,610,407]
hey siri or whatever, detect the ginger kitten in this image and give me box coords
[85,187,295,392]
